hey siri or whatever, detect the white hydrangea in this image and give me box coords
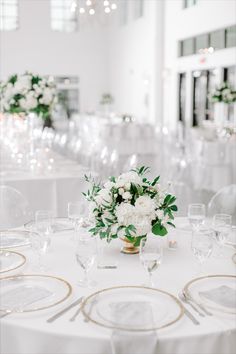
[116,203,135,226]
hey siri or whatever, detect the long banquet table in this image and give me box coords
[0,152,89,216]
[1,218,236,354]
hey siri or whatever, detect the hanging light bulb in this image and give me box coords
[79,7,85,14]
[104,7,111,13]
[111,3,117,10]
[70,0,77,12]
[89,8,95,15]
[86,0,92,6]
[104,0,109,6]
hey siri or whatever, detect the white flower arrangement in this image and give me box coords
[84,167,178,247]
[211,82,236,104]
[0,73,57,124]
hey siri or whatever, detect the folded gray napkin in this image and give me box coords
[199,285,236,309]
[110,302,158,354]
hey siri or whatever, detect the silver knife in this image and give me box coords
[183,305,200,325]
[47,296,83,323]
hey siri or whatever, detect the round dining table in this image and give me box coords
[0,218,236,354]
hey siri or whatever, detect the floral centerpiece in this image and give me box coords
[211,82,236,104]
[84,167,178,254]
[0,72,57,127]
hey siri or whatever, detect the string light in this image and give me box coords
[71,0,118,16]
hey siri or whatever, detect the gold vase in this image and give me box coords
[120,238,139,254]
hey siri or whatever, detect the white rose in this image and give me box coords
[123,191,132,200]
[94,188,112,205]
[130,215,151,236]
[135,196,155,216]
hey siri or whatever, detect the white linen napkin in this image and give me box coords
[110,301,158,354]
[199,285,236,309]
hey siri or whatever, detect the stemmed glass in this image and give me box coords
[68,201,89,241]
[188,203,206,230]
[31,210,53,271]
[212,214,232,258]
[191,229,214,274]
[75,233,97,287]
[139,237,163,288]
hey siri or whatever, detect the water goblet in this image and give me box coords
[139,236,163,288]
[188,203,206,230]
[191,229,214,274]
[75,234,97,287]
[212,214,232,258]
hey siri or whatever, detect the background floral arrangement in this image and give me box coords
[84,166,178,246]
[0,73,57,124]
[211,82,236,104]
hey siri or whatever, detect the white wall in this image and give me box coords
[163,0,236,130]
[107,0,164,124]
[0,0,109,112]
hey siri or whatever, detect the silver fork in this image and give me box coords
[179,292,205,317]
[182,291,213,316]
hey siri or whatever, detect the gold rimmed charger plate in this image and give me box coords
[0,230,34,249]
[81,285,184,332]
[0,274,72,313]
[184,275,236,314]
[0,250,26,274]
[24,217,73,233]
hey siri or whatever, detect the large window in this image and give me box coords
[0,0,18,31]
[183,0,197,9]
[182,38,195,56]
[209,29,225,50]
[196,33,208,53]
[51,0,78,32]
[226,25,236,48]
[133,0,144,20]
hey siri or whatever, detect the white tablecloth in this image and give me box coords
[1,218,236,354]
[0,153,89,216]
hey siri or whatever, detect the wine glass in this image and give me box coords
[31,210,53,270]
[139,237,163,288]
[75,234,97,287]
[188,203,206,229]
[212,214,232,258]
[191,229,214,274]
[68,201,89,240]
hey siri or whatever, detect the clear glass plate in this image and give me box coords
[81,286,184,331]
[0,274,72,313]
[184,275,236,314]
[0,230,33,249]
[0,250,26,273]
[24,217,73,233]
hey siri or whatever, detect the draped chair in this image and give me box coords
[208,184,236,225]
[0,185,31,229]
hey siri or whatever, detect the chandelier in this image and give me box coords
[70,0,118,16]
